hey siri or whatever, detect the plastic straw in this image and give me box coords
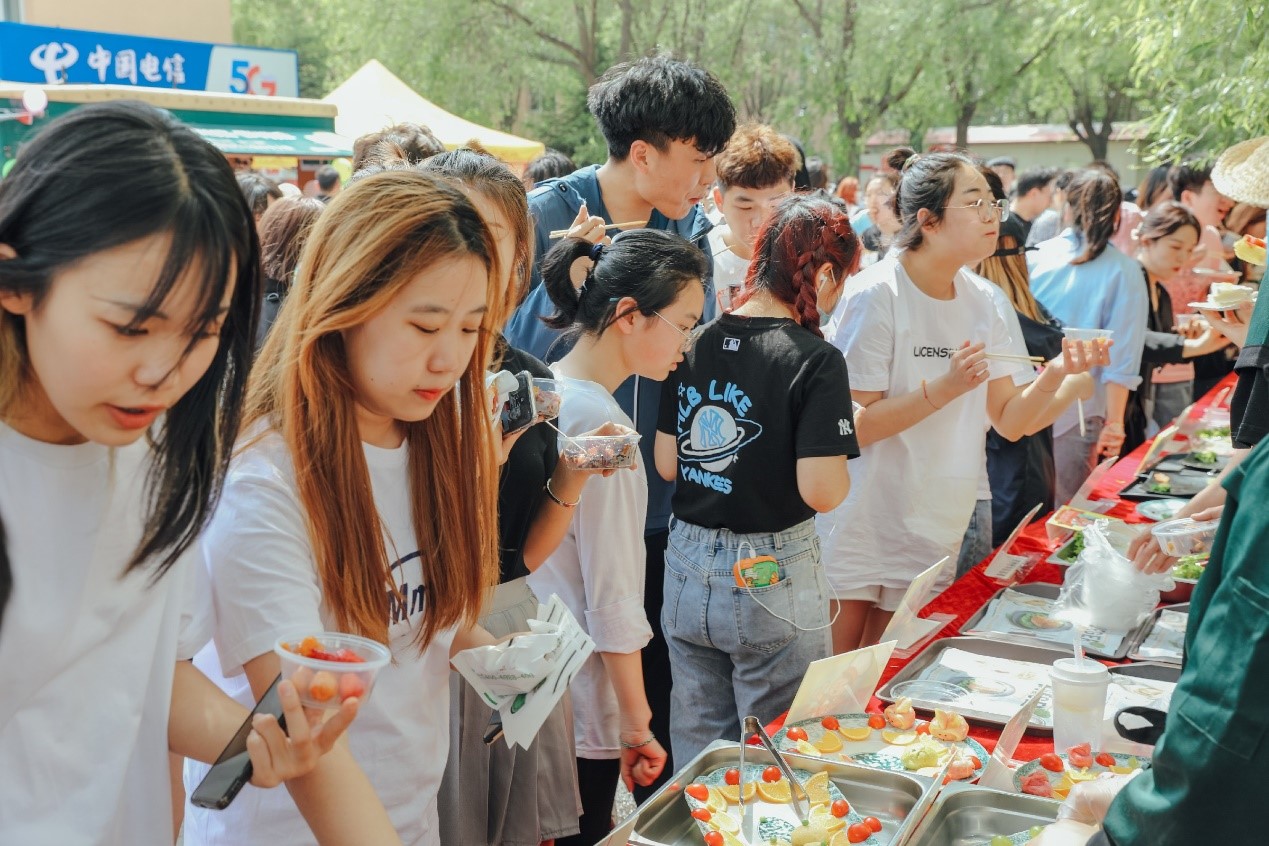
[1073,625,1087,665]
[1078,398,1086,437]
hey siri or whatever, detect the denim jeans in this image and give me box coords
[1053,416,1105,506]
[954,499,994,580]
[663,518,832,766]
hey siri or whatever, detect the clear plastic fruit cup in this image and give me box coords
[532,378,562,421]
[1150,517,1220,558]
[1062,327,1114,342]
[275,632,392,709]
[559,427,641,470]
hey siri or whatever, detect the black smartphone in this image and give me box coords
[499,370,537,435]
[190,673,286,810]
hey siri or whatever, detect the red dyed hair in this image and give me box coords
[736,194,861,338]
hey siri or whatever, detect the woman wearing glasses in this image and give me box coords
[653,194,862,764]
[819,152,1106,653]
[535,230,706,846]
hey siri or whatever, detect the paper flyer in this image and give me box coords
[978,686,1048,790]
[785,640,897,724]
[915,647,1054,727]
[983,503,1044,584]
[964,587,1130,655]
[451,594,594,750]
[879,557,951,650]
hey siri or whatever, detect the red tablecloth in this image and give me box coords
[768,373,1236,761]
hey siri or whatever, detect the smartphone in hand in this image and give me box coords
[499,371,537,436]
[189,674,286,810]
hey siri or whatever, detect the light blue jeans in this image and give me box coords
[663,518,832,765]
[955,498,994,580]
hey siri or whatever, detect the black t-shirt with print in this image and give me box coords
[658,314,859,534]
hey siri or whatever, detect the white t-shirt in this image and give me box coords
[708,227,750,313]
[0,421,208,846]
[816,258,1027,592]
[182,432,456,846]
[976,277,1038,500]
[528,373,652,759]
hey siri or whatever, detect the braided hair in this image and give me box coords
[1066,168,1123,265]
[737,194,861,338]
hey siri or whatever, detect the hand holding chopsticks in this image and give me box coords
[549,203,648,239]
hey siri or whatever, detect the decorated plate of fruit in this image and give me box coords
[772,701,988,781]
[682,766,884,846]
[1013,744,1145,800]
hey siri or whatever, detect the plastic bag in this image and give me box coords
[1053,520,1173,631]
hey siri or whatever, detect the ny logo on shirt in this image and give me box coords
[838,418,854,436]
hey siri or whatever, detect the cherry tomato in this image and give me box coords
[969,755,982,769]
[704,832,724,846]
[867,713,886,730]
[686,783,709,801]
[691,809,712,822]
[915,721,930,735]
[724,767,740,785]
[1095,752,1116,768]
[762,766,783,783]
[831,798,850,818]
[864,816,883,832]
[787,726,809,742]
[847,822,872,843]
[1039,753,1064,773]
[821,716,841,731]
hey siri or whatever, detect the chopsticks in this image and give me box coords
[984,352,1045,364]
[548,220,648,238]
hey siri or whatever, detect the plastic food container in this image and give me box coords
[559,427,641,470]
[275,632,392,709]
[1150,517,1220,558]
[1062,327,1114,342]
[532,378,562,421]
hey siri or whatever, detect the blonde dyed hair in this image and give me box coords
[246,168,501,647]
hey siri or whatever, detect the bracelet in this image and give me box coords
[545,478,579,508]
[921,379,943,410]
[620,733,657,749]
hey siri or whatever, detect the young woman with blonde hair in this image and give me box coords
[183,168,504,846]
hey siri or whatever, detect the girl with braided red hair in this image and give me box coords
[653,194,862,762]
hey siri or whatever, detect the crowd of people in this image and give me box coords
[1,49,1268,846]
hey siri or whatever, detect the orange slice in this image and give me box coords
[881,729,918,746]
[718,782,756,804]
[839,725,873,742]
[814,730,844,753]
[804,771,833,805]
[757,778,792,804]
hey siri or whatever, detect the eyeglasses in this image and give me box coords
[944,198,1009,223]
[653,311,698,352]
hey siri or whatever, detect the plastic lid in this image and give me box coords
[1150,517,1220,537]
[1050,657,1110,683]
[889,679,968,704]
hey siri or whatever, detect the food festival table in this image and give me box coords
[767,373,1237,763]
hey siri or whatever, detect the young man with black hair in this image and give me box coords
[1010,166,1058,240]
[314,164,341,203]
[1027,170,1074,247]
[988,156,1017,195]
[503,54,736,810]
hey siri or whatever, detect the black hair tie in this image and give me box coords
[589,243,604,262]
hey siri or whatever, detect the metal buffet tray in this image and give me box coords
[599,740,929,846]
[1110,661,1181,684]
[960,582,1154,661]
[877,636,1066,734]
[905,781,1060,846]
[1124,603,1190,665]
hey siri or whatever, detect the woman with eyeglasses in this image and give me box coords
[652,194,861,764]
[818,152,1107,653]
[1029,168,1150,504]
[534,230,705,846]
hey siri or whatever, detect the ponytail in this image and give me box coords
[540,230,708,336]
[742,194,861,338]
[1067,169,1122,265]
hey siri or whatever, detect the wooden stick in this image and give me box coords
[985,352,1045,364]
[548,220,648,238]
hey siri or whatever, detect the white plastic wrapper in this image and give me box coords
[1053,521,1173,631]
[451,594,594,750]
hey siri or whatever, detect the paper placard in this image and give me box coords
[978,685,1048,791]
[983,503,1044,584]
[878,557,951,650]
[1070,457,1119,511]
[785,640,897,724]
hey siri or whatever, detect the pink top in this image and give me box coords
[1155,225,1228,384]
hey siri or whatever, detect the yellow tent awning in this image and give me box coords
[323,60,544,164]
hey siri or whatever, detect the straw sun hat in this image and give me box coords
[1212,136,1269,208]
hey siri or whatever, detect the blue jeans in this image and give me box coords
[955,498,994,580]
[663,518,832,765]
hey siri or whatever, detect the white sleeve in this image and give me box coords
[202,468,325,677]
[986,286,1035,386]
[176,551,213,661]
[832,287,894,393]
[571,470,653,655]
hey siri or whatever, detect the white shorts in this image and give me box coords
[832,585,906,613]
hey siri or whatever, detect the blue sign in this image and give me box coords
[0,22,299,97]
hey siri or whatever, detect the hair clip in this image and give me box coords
[589,243,604,262]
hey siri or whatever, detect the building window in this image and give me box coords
[0,0,21,22]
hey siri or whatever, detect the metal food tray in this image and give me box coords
[1124,603,1190,665]
[1109,660,1181,684]
[905,781,1060,846]
[1119,463,1218,500]
[960,583,1153,661]
[877,636,1067,734]
[600,740,929,846]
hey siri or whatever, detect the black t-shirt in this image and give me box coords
[496,344,558,583]
[657,314,859,533]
